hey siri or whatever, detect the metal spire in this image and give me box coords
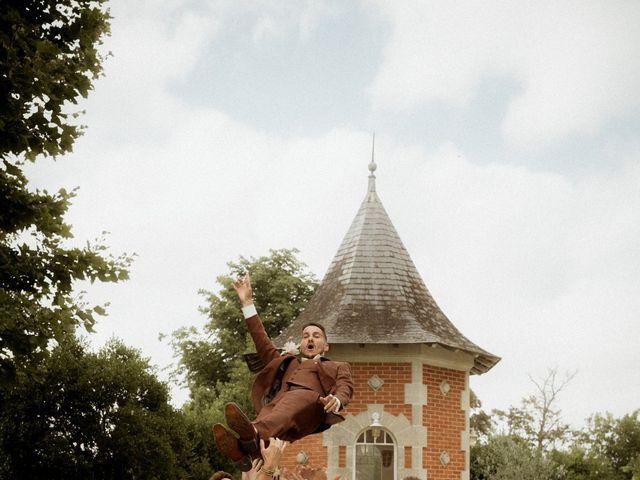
[368,132,377,193]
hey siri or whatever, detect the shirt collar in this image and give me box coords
[300,353,323,362]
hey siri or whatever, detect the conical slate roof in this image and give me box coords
[278,163,499,374]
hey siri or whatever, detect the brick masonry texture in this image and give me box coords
[348,362,413,418]
[279,432,328,471]
[404,446,412,469]
[278,361,467,480]
[423,365,466,479]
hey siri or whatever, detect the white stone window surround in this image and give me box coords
[324,407,427,479]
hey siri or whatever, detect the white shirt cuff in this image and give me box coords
[242,304,257,319]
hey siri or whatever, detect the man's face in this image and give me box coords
[300,325,329,358]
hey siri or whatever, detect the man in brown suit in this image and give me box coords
[213,273,354,471]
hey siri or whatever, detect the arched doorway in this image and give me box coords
[354,427,396,480]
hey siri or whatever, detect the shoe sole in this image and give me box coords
[224,402,256,441]
[212,423,253,472]
[224,402,260,457]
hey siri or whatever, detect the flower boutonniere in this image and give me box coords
[281,341,300,357]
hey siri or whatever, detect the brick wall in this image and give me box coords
[280,362,413,470]
[278,361,467,480]
[422,365,466,480]
[348,362,413,418]
[279,432,327,471]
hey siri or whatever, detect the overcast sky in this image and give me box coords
[26,0,640,428]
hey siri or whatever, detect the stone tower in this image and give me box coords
[276,160,499,480]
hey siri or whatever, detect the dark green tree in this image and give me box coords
[471,389,494,442]
[0,337,190,479]
[170,248,318,390]
[168,248,318,477]
[579,411,640,480]
[471,372,639,480]
[1,0,111,160]
[471,435,563,480]
[470,386,563,480]
[550,444,617,480]
[0,0,132,386]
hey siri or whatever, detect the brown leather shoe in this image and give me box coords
[212,423,253,472]
[224,402,260,458]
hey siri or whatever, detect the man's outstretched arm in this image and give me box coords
[233,272,279,363]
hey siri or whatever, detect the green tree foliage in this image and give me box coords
[0,337,190,479]
[549,411,640,480]
[1,0,111,160]
[471,435,564,480]
[179,358,257,478]
[472,372,640,480]
[170,248,318,390]
[0,0,132,386]
[168,248,318,477]
[471,389,494,441]
[550,445,617,480]
[578,411,640,480]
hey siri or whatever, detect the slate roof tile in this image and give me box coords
[276,168,499,374]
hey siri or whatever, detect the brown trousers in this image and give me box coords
[253,388,325,442]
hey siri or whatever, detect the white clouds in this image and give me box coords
[379,140,640,423]
[369,0,640,147]
[107,1,216,85]
[24,0,640,423]
[296,1,339,41]
[252,4,325,43]
[79,0,219,144]
[369,2,516,107]
[253,16,282,43]
[502,2,640,146]
[210,0,339,44]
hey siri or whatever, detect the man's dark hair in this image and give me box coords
[209,471,233,480]
[302,322,327,341]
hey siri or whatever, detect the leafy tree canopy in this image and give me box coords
[471,435,564,480]
[550,444,618,480]
[1,0,110,160]
[472,371,640,480]
[580,410,640,480]
[0,337,190,479]
[0,0,131,387]
[471,389,494,441]
[169,248,318,390]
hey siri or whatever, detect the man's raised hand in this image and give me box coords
[233,272,253,306]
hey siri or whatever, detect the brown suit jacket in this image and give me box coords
[246,314,353,431]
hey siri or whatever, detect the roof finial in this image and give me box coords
[368,132,377,193]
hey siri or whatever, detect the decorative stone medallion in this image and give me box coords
[368,374,385,391]
[296,450,308,465]
[439,380,450,396]
[439,451,450,466]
